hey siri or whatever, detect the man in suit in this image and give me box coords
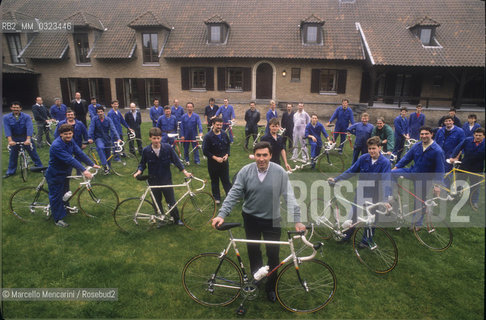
[32,96,53,147]
[125,102,143,155]
[281,103,294,150]
[70,92,89,127]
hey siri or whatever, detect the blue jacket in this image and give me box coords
[335,153,392,201]
[180,113,203,139]
[329,106,354,132]
[451,137,485,172]
[394,115,409,138]
[203,130,231,163]
[156,115,178,142]
[305,122,329,145]
[88,103,101,119]
[138,143,184,184]
[3,112,34,141]
[215,105,236,125]
[32,104,51,122]
[462,122,481,138]
[54,120,88,148]
[266,109,278,122]
[395,141,445,175]
[149,106,165,126]
[46,136,93,180]
[50,104,67,121]
[88,116,119,142]
[435,126,466,159]
[171,106,185,122]
[107,109,130,136]
[347,122,374,148]
[408,112,425,140]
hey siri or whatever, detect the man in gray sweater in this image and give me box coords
[212,141,305,302]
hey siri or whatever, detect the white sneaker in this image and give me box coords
[215,200,221,204]
[55,220,69,227]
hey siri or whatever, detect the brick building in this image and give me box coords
[2,0,484,112]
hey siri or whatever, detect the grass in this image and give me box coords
[1,124,484,319]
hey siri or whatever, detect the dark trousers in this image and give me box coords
[245,129,258,149]
[6,143,43,175]
[128,128,143,155]
[207,160,232,201]
[333,132,347,152]
[352,145,368,165]
[151,185,179,221]
[242,212,281,292]
[47,175,70,222]
[393,135,406,162]
[282,129,293,150]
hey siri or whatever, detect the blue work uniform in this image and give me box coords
[171,106,185,123]
[88,116,120,166]
[138,143,185,221]
[265,109,278,133]
[46,136,94,222]
[3,112,43,175]
[149,106,164,127]
[107,109,130,141]
[408,112,425,140]
[50,104,67,121]
[156,115,178,144]
[329,106,354,150]
[435,126,465,172]
[88,103,101,120]
[462,122,481,138]
[393,141,445,226]
[393,115,409,162]
[347,122,374,164]
[54,120,88,148]
[180,113,203,164]
[304,122,329,166]
[215,105,236,142]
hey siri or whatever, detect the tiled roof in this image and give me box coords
[65,11,105,31]
[205,15,226,24]
[1,0,483,66]
[2,63,38,74]
[2,10,35,22]
[128,11,170,29]
[408,16,441,28]
[20,33,69,59]
[301,14,325,24]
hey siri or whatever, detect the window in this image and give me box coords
[206,22,227,44]
[191,68,207,89]
[142,33,159,63]
[64,78,111,105]
[210,25,221,43]
[217,67,251,91]
[307,26,318,43]
[74,33,91,64]
[291,68,301,82]
[419,28,432,46]
[432,75,444,87]
[115,78,168,108]
[181,67,214,91]
[227,68,243,90]
[302,23,323,44]
[6,34,25,64]
[146,78,162,104]
[311,69,347,94]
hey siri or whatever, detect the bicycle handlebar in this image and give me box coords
[7,141,32,152]
[424,194,454,207]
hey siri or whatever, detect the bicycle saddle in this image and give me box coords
[30,166,48,173]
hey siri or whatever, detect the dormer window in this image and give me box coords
[408,16,441,47]
[301,15,325,45]
[205,15,229,44]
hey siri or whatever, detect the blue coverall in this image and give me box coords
[180,113,203,163]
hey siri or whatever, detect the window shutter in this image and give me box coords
[242,67,252,91]
[160,78,169,106]
[181,67,190,90]
[311,69,320,93]
[303,25,308,43]
[336,70,347,94]
[217,67,226,91]
[136,79,147,109]
[206,67,214,91]
[115,78,125,107]
[102,78,112,107]
[60,78,70,104]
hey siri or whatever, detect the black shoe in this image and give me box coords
[266,291,276,303]
[2,174,13,179]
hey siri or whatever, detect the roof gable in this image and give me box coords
[65,11,105,30]
[128,11,170,29]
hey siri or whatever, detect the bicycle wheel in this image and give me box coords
[77,183,119,218]
[352,226,398,274]
[308,198,345,240]
[413,216,453,251]
[9,187,50,222]
[317,151,344,174]
[114,197,158,233]
[110,152,139,176]
[20,152,28,182]
[276,259,336,313]
[181,192,216,230]
[182,253,243,307]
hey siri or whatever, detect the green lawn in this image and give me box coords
[1,124,484,319]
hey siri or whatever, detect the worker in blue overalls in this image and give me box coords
[326,98,354,153]
[157,106,178,144]
[180,102,203,165]
[305,114,331,169]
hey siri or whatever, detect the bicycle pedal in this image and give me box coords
[236,305,246,316]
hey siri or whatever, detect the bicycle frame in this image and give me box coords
[130,176,206,223]
[439,161,485,196]
[289,140,344,172]
[88,141,124,166]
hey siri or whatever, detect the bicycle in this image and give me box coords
[7,142,32,182]
[289,140,345,174]
[182,223,336,314]
[87,140,139,176]
[309,193,398,274]
[243,125,288,153]
[436,159,485,211]
[113,175,216,232]
[32,119,58,147]
[172,135,205,165]
[9,166,119,221]
[390,179,454,251]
